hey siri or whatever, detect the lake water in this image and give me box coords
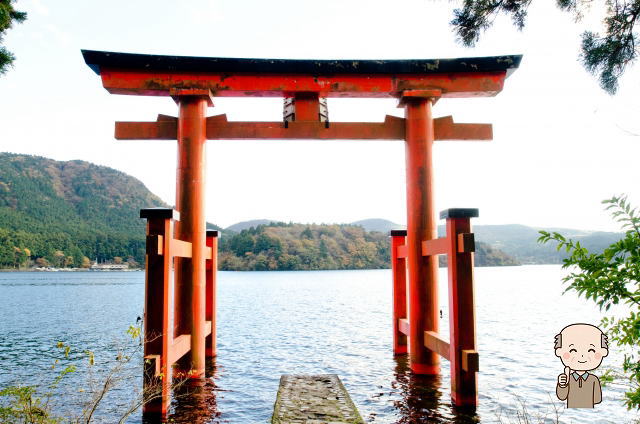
[0,266,638,423]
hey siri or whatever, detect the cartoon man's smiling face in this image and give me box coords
[555,324,608,372]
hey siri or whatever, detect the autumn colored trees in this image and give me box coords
[218,223,390,271]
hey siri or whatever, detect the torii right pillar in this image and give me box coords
[402,90,441,375]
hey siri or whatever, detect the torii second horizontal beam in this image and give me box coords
[114,115,492,141]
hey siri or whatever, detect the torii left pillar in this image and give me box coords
[173,89,213,377]
[402,90,440,375]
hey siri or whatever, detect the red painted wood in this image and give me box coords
[423,331,451,361]
[170,334,192,365]
[404,97,439,375]
[99,69,508,98]
[170,238,193,258]
[114,115,492,142]
[462,349,479,373]
[391,234,408,356]
[205,233,218,358]
[446,216,478,407]
[293,93,320,121]
[142,216,174,416]
[434,116,492,141]
[396,245,408,259]
[421,237,448,257]
[174,96,209,378]
[398,318,410,336]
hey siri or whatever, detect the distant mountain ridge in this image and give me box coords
[351,218,402,234]
[227,218,623,265]
[467,224,621,264]
[226,219,284,233]
[352,219,621,264]
[226,218,404,234]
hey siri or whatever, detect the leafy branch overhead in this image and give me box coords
[0,0,27,75]
[451,0,639,93]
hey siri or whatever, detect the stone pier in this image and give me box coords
[271,375,364,424]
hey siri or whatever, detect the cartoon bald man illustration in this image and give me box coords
[555,323,609,408]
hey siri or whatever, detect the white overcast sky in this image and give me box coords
[1,0,639,231]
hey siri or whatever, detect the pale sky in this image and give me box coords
[1,0,639,231]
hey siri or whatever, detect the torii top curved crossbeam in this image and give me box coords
[82,50,521,98]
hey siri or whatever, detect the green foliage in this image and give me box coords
[0,153,169,267]
[451,0,532,46]
[538,195,640,409]
[0,0,26,76]
[0,386,59,424]
[581,0,639,94]
[450,0,639,93]
[0,322,165,423]
[0,342,79,424]
[219,223,518,271]
[219,223,390,271]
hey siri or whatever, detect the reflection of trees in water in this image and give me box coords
[145,360,224,424]
[391,356,479,424]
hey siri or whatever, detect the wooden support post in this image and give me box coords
[292,92,321,121]
[141,208,179,416]
[173,91,211,378]
[390,230,408,355]
[442,208,479,407]
[205,230,219,359]
[403,94,439,374]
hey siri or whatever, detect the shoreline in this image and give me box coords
[0,264,554,273]
[0,268,143,272]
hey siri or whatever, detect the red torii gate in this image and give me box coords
[82,50,520,416]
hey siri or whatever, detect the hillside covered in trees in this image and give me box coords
[218,222,519,271]
[468,224,622,264]
[0,153,170,268]
[0,153,520,270]
[219,223,390,270]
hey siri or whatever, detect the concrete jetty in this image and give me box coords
[271,374,364,424]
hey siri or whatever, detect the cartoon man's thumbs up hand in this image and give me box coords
[558,366,571,387]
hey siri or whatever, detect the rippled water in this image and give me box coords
[0,266,638,423]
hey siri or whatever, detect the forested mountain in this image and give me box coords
[219,223,390,270]
[218,222,520,271]
[472,242,520,266]
[0,153,170,267]
[466,224,622,264]
[226,218,403,238]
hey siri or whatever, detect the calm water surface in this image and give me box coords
[0,266,638,423]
